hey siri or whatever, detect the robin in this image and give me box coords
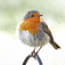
[18,10,60,54]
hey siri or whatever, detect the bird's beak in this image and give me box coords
[38,14,43,17]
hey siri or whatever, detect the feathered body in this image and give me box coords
[18,10,60,49]
[19,22,50,47]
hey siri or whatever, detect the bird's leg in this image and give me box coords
[36,46,42,54]
[32,48,36,53]
[32,47,42,56]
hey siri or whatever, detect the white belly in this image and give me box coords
[19,30,50,47]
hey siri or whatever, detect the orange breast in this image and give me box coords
[19,17,41,34]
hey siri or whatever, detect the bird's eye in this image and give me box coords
[31,15,34,17]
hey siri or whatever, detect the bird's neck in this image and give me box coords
[19,17,41,34]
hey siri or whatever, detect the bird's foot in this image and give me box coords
[32,47,42,56]
[32,48,36,53]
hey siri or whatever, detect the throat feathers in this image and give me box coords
[19,17,41,34]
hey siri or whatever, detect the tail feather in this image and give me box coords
[50,41,60,49]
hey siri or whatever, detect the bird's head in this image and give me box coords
[23,10,43,24]
[19,10,43,34]
[24,10,43,20]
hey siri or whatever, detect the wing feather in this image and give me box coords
[40,22,60,49]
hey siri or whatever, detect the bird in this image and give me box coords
[18,10,60,54]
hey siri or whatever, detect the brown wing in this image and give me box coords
[40,22,54,42]
[40,22,60,49]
